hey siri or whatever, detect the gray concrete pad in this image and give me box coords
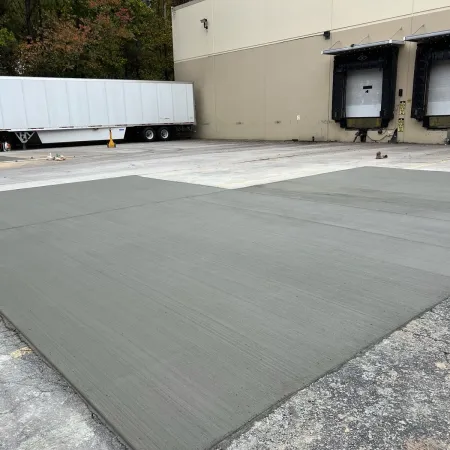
[1,168,450,450]
[226,299,450,450]
[0,176,221,230]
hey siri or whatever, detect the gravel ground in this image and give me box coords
[223,299,450,450]
[0,316,127,450]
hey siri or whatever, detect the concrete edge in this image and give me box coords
[0,311,131,450]
[210,293,450,450]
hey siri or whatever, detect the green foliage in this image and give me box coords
[0,28,16,46]
[0,0,173,79]
[0,28,18,75]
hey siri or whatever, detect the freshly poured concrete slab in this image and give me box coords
[1,168,450,450]
[243,166,450,220]
[0,176,222,230]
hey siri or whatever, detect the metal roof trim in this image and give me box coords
[404,30,450,42]
[321,40,404,56]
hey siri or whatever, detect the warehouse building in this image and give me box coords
[172,0,450,144]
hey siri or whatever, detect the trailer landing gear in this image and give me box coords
[15,131,35,150]
[107,129,116,148]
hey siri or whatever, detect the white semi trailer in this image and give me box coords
[0,76,195,148]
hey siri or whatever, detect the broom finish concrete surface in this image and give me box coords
[1,141,450,450]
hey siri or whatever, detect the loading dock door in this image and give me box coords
[427,60,450,116]
[346,68,383,118]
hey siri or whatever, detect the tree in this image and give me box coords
[0,0,174,79]
[0,28,18,75]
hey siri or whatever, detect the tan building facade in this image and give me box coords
[172,0,450,143]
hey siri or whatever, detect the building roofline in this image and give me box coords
[172,0,206,12]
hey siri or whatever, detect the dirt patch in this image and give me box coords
[405,439,448,450]
[0,155,25,162]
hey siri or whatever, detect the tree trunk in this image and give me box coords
[25,0,32,39]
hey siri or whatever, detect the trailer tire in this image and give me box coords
[158,127,172,141]
[141,127,156,142]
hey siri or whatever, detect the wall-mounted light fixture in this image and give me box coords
[200,18,208,30]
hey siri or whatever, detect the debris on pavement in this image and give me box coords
[47,152,66,161]
[10,346,32,359]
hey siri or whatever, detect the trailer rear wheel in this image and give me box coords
[142,127,156,142]
[158,127,172,141]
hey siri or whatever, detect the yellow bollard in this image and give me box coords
[107,129,116,148]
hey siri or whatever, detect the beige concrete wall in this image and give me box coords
[173,0,333,62]
[173,0,450,63]
[214,47,265,139]
[172,0,213,62]
[211,0,333,54]
[175,36,331,141]
[174,2,450,144]
[414,0,450,13]
[331,0,411,30]
[175,56,217,138]
[263,38,330,141]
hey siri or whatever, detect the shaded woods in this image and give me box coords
[0,0,173,79]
